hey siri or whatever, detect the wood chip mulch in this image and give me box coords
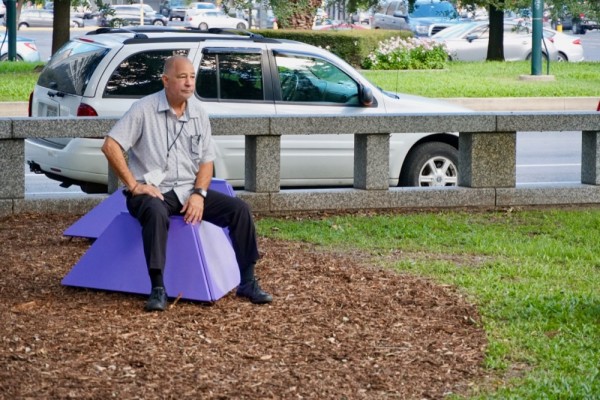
[0,213,487,399]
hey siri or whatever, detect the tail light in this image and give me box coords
[597,100,600,112]
[572,38,581,45]
[77,103,98,116]
[23,42,38,51]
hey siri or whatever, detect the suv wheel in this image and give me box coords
[153,19,165,26]
[236,22,246,29]
[199,22,208,30]
[399,142,458,187]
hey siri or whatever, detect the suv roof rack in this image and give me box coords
[87,26,264,39]
[86,26,278,44]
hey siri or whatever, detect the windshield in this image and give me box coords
[37,40,110,95]
[411,2,457,18]
[432,22,478,38]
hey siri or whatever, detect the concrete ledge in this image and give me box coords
[496,184,600,206]
[444,97,599,112]
[240,187,497,213]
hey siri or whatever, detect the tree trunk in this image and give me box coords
[52,0,71,56]
[275,0,322,29]
[486,1,505,61]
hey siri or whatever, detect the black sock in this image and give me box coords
[149,269,164,288]
[240,263,255,285]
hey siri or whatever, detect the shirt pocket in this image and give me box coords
[190,134,202,157]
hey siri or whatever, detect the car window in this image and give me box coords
[274,53,360,104]
[196,51,264,101]
[386,1,399,15]
[411,2,457,18]
[104,49,189,98]
[38,41,110,95]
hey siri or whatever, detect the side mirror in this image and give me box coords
[466,34,478,42]
[360,86,374,106]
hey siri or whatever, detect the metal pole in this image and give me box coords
[531,0,544,75]
[5,0,17,61]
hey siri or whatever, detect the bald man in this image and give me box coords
[102,55,272,311]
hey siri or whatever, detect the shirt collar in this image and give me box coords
[157,89,199,121]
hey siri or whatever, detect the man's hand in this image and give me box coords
[181,193,204,224]
[131,183,164,200]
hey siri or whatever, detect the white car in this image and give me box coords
[542,28,584,62]
[184,10,247,31]
[0,34,41,62]
[184,1,218,18]
[432,21,558,61]
[27,26,468,193]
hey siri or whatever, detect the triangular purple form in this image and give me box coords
[61,213,240,302]
[64,178,235,239]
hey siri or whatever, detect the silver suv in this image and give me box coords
[28,27,467,193]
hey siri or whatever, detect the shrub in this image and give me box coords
[362,36,448,70]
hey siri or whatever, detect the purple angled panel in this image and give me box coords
[62,213,239,302]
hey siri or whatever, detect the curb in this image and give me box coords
[1,97,598,117]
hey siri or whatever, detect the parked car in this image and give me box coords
[431,21,558,62]
[373,0,462,36]
[98,5,168,27]
[159,0,188,21]
[511,22,583,62]
[185,2,219,18]
[184,10,247,31]
[542,28,584,62]
[7,9,84,29]
[0,2,6,19]
[551,11,599,34]
[0,34,41,62]
[27,26,469,193]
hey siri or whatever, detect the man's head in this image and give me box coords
[162,55,195,106]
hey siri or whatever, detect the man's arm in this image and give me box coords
[101,136,163,199]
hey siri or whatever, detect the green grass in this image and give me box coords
[362,61,600,98]
[0,61,44,102]
[1,60,599,101]
[256,208,600,398]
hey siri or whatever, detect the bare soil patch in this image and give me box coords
[1,213,487,399]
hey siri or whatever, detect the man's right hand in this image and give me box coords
[132,183,164,200]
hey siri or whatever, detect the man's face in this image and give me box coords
[162,58,196,103]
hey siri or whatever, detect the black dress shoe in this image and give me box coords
[145,287,168,311]
[236,279,273,304]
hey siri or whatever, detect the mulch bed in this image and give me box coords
[0,213,487,399]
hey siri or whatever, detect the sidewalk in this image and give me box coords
[1,97,598,117]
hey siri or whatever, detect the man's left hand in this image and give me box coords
[181,194,205,224]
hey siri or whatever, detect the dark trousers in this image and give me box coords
[126,189,259,280]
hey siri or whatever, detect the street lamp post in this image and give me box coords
[531,0,544,75]
[4,0,17,61]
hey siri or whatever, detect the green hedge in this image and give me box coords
[251,29,412,68]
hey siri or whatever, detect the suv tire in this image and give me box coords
[399,142,458,187]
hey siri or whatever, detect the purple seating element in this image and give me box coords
[64,178,235,239]
[62,213,240,302]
